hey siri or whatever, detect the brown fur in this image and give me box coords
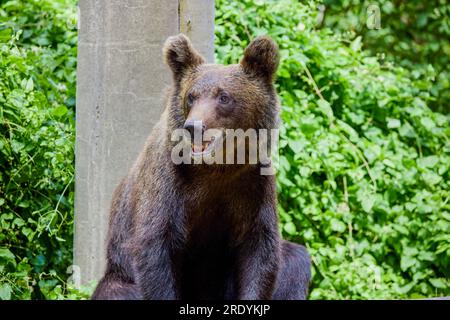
[92,34,310,300]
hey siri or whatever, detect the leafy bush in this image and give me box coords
[0,0,78,299]
[215,0,449,299]
[322,0,450,114]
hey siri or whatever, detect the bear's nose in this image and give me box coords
[183,120,205,140]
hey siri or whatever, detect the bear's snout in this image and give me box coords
[183,119,206,139]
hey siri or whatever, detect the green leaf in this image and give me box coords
[52,105,68,118]
[317,99,334,122]
[25,77,34,92]
[288,140,303,153]
[420,117,435,131]
[399,122,416,138]
[400,255,417,271]
[0,248,15,262]
[417,156,439,168]
[21,228,35,241]
[393,224,409,235]
[330,218,346,233]
[386,118,401,129]
[361,194,376,213]
[429,278,448,289]
[398,281,415,294]
[278,67,290,79]
[0,28,12,42]
[0,284,12,300]
[350,36,362,52]
[418,251,435,261]
[283,222,297,235]
[422,172,442,186]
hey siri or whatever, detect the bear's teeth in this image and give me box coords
[192,141,211,153]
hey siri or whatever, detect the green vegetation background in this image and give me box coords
[0,0,448,299]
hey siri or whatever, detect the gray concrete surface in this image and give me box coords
[74,0,215,285]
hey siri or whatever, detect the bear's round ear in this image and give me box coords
[240,36,279,84]
[163,33,205,82]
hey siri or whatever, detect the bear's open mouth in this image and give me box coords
[191,136,216,156]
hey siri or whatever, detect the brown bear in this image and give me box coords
[91,34,310,300]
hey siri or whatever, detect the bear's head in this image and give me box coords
[164,34,280,170]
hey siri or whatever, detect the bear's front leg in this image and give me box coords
[133,203,185,300]
[235,206,280,300]
[134,233,179,300]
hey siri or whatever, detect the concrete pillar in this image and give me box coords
[179,0,215,62]
[74,0,215,285]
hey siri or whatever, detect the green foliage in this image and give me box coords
[322,0,450,114]
[215,0,449,299]
[0,0,79,299]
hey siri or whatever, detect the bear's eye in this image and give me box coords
[186,93,195,107]
[218,93,231,105]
